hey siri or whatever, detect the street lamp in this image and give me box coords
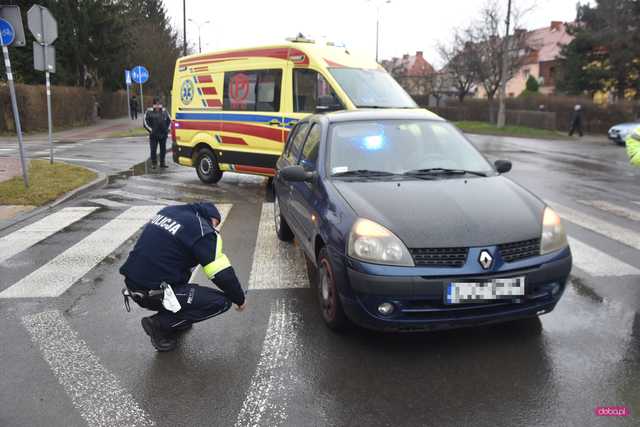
[366,0,391,63]
[188,19,212,54]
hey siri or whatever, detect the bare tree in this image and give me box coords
[437,30,481,102]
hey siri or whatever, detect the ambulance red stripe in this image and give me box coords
[206,99,222,107]
[219,136,247,145]
[181,47,309,66]
[176,121,287,143]
[233,165,276,175]
[197,75,213,83]
[201,87,217,95]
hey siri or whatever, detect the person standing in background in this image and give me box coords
[143,97,171,169]
[569,105,584,137]
[130,95,139,120]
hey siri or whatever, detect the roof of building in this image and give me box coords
[524,21,574,63]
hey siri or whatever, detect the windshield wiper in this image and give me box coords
[403,168,488,177]
[332,169,396,177]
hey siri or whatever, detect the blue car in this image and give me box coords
[274,109,572,332]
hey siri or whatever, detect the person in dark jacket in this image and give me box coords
[569,104,584,137]
[120,202,246,352]
[130,95,139,120]
[144,97,172,169]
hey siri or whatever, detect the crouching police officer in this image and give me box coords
[626,126,640,167]
[120,202,246,352]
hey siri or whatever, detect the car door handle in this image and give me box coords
[268,119,281,126]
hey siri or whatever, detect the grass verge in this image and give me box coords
[0,160,97,206]
[106,127,148,138]
[455,121,571,140]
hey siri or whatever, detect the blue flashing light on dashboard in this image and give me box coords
[363,135,384,150]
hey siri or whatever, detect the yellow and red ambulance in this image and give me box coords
[170,37,418,183]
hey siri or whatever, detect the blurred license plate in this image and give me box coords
[445,277,525,304]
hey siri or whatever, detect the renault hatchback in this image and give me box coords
[273,109,572,331]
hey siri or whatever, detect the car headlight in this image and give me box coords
[348,218,414,266]
[540,207,568,255]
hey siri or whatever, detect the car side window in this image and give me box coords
[293,69,342,113]
[299,123,321,171]
[223,69,282,112]
[285,122,310,163]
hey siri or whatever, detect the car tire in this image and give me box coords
[317,247,348,331]
[305,253,318,288]
[195,148,223,184]
[274,194,294,242]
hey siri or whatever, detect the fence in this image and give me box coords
[0,84,129,133]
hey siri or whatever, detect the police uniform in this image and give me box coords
[626,126,640,167]
[120,202,245,351]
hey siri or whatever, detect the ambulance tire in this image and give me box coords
[195,148,223,184]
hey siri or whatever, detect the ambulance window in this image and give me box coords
[223,69,282,112]
[293,69,341,113]
[285,122,310,163]
[299,123,321,170]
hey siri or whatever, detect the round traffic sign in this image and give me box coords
[131,65,149,84]
[0,18,16,47]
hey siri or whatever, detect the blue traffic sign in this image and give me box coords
[124,69,131,85]
[0,18,16,47]
[131,65,149,84]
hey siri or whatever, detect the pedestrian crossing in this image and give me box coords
[0,194,639,300]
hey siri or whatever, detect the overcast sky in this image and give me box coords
[164,0,590,67]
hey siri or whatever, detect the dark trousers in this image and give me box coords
[131,109,138,120]
[150,135,167,165]
[126,280,232,331]
[569,123,583,137]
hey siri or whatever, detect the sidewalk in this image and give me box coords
[0,115,142,144]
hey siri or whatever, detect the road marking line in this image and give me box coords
[40,156,106,163]
[0,148,15,152]
[130,176,226,193]
[248,203,308,290]
[108,189,180,205]
[0,206,162,298]
[22,311,154,427]
[127,183,218,200]
[569,237,640,277]
[88,198,128,208]
[578,200,640,222]
[0,207,97,264]
[547,201,640,251]
[235,299,301,427]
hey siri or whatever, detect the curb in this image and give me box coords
[0,165,108,233]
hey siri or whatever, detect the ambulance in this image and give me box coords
[170,36,418,183]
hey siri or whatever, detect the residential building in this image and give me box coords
[382,51,436,95]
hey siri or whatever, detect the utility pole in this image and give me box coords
[367,0,391,63]
[182,0,187,56]
[496,0,512,128]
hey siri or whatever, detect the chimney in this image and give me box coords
[550,21,563,31]
[402,54,410,60]
[416,51,423,58]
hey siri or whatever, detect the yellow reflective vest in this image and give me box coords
[627,126,640,167]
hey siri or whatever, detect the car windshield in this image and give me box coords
[329,68,418,108]
[328,120,494,178]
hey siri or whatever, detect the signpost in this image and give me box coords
[125,69,132,119]
[28,5,58,164]
[0,15,29,187]
[131,65,149,114]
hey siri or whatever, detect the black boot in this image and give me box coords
[160,163,169,169]
[151,162,157,170]
[141,316,177,352]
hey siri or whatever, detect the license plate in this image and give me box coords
[445,277,526,304]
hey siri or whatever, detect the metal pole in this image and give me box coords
[125,82,131,119]
[375,12,379,63]
[183,0,187,56]
[40,6,54,164]
[2,45,29,187]
[198,26,202,54]
[139,82,144,118]
[497,0,512,129]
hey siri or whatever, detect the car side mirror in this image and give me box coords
[279,165,316,182]
[316,95,343,113]
[494,160,512,174]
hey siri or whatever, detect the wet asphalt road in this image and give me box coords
[0,134,639,426]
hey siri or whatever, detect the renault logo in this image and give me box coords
[478,250,493,270]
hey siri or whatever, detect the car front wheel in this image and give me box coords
[317,247,348,331]
[274,194,294,242]
[195,148,223,184]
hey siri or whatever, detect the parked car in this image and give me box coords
[273,109,572,332]
[608,121,640,146]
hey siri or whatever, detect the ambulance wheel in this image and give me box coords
[195,149,223,184]
[274,194,294,242]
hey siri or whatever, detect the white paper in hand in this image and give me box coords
[162,284,182,313]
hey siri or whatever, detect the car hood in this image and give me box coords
[332,176,544,248]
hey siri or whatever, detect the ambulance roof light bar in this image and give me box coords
[286,33,315,43]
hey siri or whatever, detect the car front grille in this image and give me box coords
[410,247,469,268]
[499,238,541,262]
